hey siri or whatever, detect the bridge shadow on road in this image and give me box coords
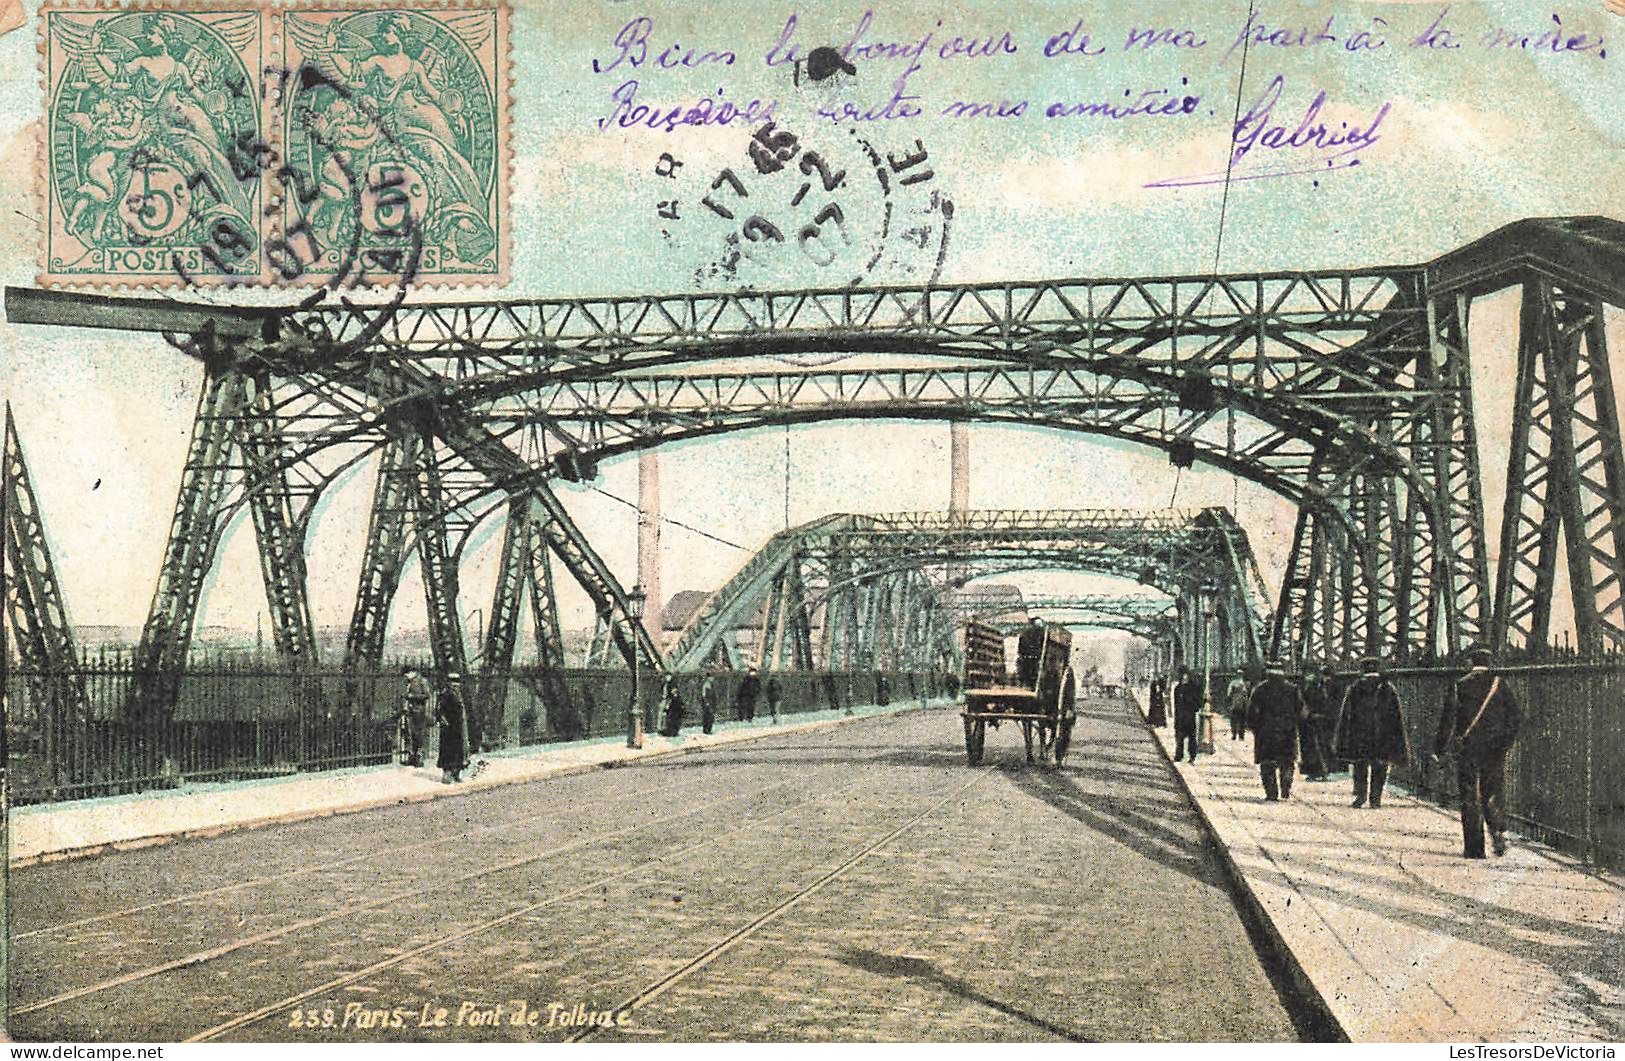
[834,948,1095,1042]
[1002,697,1228,888]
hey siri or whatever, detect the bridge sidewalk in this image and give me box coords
[8,698,946,867]
[1136,697,1624,1042]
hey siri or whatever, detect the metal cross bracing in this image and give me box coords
[664,508,1267,676]
[5,214,1623,712]
[945,590,1180,644]
[3,405,89,792]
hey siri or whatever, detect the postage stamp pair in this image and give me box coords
[39,3,510,287]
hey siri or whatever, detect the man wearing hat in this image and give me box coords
[436,672,468,784]
[1248,661,1305,801]
[1431,645,1522,858]
[400,666,431,767]
[1336,656,1411,808]
[1171,666,1205,763]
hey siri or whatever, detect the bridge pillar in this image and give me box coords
[638,449,661,647]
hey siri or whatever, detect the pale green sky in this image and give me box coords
[1,0,1620,653]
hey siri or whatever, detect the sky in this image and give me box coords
[0,0,1621,662]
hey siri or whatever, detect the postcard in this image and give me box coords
[0,0,1621,1046]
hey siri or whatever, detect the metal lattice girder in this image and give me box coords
[412,436,469,681]
[1421,292,1492,650]
[477,495,573,738]
[670,507,1265,675]
[966,593,1179,643]
[126,370,247,716]
[345,428,422,670]
[1493,283,1625,652]
[3,406,87,706]
[239,372,319,666]
[9,216,1625,668]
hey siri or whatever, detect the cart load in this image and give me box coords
[959,618,1076,767]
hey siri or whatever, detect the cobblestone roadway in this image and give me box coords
[11,698,1297,1042]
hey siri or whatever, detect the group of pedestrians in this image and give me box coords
[399,667,472,785]
[1146,645,1522,860]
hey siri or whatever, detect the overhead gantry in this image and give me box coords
[664,508,1269,677]
[5,215,1622,724]
[943,589,1180,645]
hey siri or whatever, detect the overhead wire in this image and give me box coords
[589,486,746,551]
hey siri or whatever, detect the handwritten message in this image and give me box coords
[586,5,1609,189]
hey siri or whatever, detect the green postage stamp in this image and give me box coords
[38,2,510,287]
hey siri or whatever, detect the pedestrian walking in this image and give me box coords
[1172,668,1203,763]
[875,671,891,706]
[735,667,761,721]
[1431,645,1522,858]
[1336,655,1411,808]
[1297,665,1333,780]
[1226,675,1250,740]
[699,669,718,734]
[658,675,686,737]
[1249,663,1305,801]
[1146,673,1168,728]
[400,666,431,767]
[766,674,782,722]
[435,673,468,784]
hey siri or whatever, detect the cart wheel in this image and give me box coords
[964,716,985,766]
[1054,668,1077,766]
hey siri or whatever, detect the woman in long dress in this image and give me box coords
[436,675,467,784]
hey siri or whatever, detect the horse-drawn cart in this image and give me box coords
[960,618,1076,767]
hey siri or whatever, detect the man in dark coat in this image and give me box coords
[735,667,761,721]
[436,673,467,784]
[1249,665,1305,800]
[1147,673,1168,728]
[1016,617,1046,690]
[658,675,686,737]
[1172,668,1204,763]
[1432,646,1522,858]
[1226,676,1250,740]
[766,675,783,722]
[1298,666,1333,780]
[699,670,718,734]
[1336,656,1411,808]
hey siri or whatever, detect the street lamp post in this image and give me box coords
[626,585,647,749]
[1200,585,1218,754]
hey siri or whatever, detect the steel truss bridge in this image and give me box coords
[5,215,1624,723]
[661,508,1266,676]
[941,588,1179,644]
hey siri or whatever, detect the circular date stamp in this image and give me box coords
[649,120,955,299]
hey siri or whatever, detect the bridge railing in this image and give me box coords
[1203,652,1625,868]
[2,654,946,806]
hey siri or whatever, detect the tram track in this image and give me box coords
[186,761,966,1042]
[11,761,838,1018]
[14,762,761,942]
[564,769,991,1042]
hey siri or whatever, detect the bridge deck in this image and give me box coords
[9,699,1296,1043]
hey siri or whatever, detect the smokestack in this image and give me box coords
[638,449,661,646]
[950,422,970,513]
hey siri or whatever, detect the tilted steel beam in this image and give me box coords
[3,406,88,712]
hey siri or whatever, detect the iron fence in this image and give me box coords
[3,653,943,806]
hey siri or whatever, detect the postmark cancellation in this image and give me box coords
[37,1,511,288]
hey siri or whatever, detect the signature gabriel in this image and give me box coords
[1231,74,1391,167]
